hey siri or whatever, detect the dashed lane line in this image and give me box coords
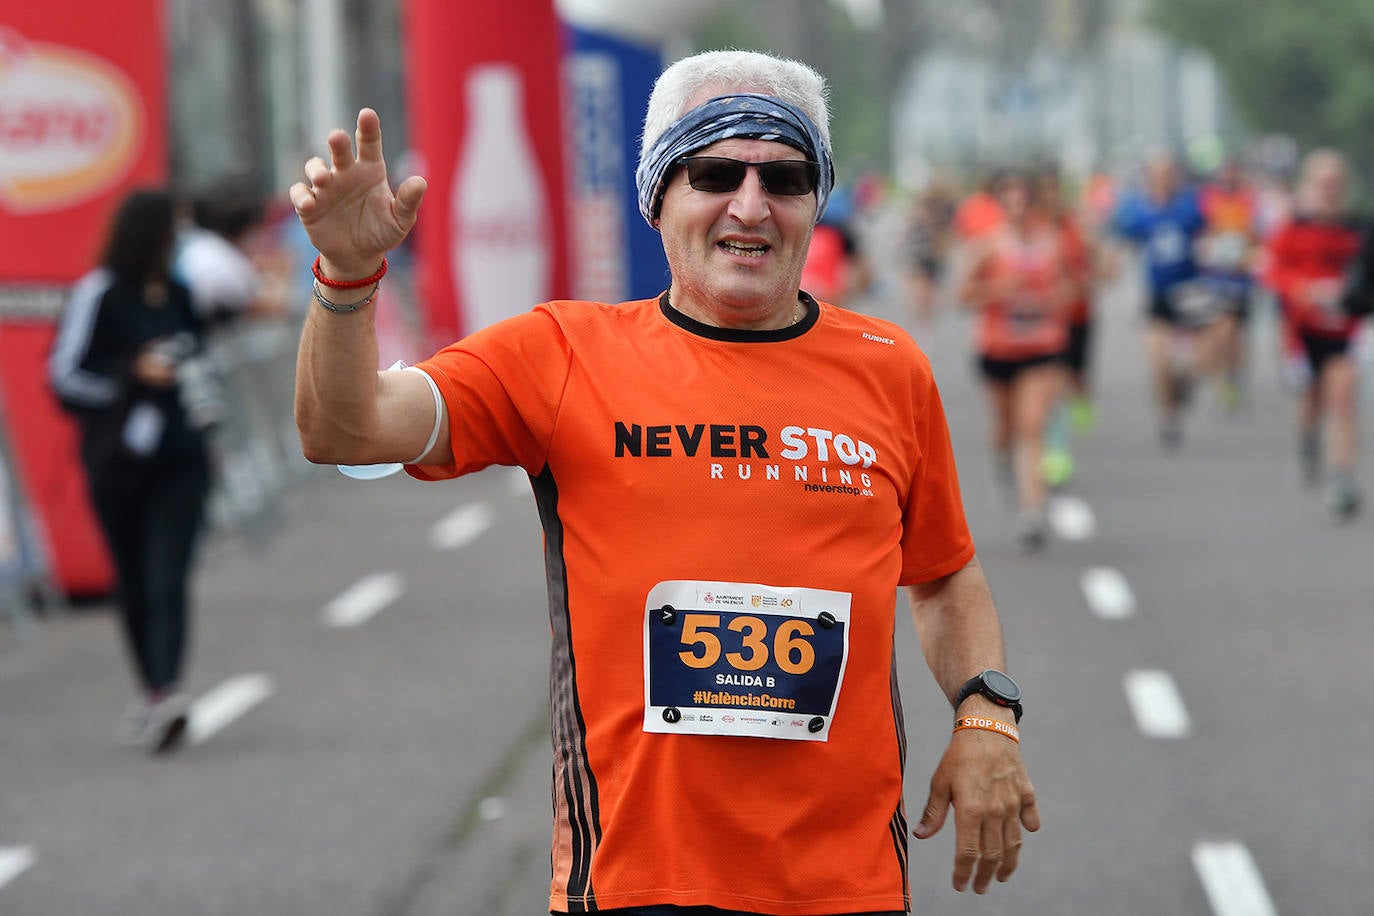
[1124,669,1192,739]
[321,572,405,628]
[0,846,36,891]
[1193,840,1279,916]
[1048,495,1096,541]
[1081,566,1136,620]
[430,502,494,551]
[188,673,275,745]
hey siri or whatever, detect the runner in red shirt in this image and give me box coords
[1264,149,1368,520]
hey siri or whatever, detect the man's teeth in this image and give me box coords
[721,241,767,258]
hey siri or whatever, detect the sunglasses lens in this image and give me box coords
[759,161,819,196]
[684,158,746,193]
[680,157,819,196]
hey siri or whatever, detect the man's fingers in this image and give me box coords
[998,822,1023,883]
[356,108,384,163]
[949,803,982,892]
[327,129,354,170]
[913,779,951,840]
[394,175,428,223]
[304,157,331,189]
[1020,785,1042,833]
[972,818,1002,894]
[288,182,315,214]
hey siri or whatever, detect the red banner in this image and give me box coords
[402,0,571,346]
[0,5,167,596]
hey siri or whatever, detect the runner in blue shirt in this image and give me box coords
[1114,154,1211,448]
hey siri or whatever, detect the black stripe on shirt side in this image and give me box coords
[889,638,911,902]
[532,465,601,910]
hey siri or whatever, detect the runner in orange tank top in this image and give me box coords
[961,170,1077,552]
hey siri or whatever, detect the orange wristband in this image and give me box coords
[954,716,1019,743]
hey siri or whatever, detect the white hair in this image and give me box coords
[639,49,831,161]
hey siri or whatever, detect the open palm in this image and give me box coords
[289,108,427,275]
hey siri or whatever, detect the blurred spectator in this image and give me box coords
[175,176,291,325]
[48,188,217,754]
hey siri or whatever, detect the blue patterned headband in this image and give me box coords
[636,93,834,228]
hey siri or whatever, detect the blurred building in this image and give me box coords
[167,0,406,192]
[891,0,1238,185]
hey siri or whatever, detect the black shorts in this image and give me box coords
[977,352,1064,385]
[1299,331,1351,377]
[1149,282,1223,330]
[914,255,944,281]
[1064,319,1093,376]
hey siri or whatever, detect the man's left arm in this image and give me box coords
[907,555,1040,895]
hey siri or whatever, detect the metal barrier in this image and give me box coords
[201,316,312,545]
[0,400,44,643]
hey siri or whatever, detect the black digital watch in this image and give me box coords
[954,669,1023,723]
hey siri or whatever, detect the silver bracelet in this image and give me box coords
[313,279,380,313]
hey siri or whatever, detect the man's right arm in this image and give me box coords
[289,108,445,468]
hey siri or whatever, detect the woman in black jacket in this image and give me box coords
[49,189,215,753]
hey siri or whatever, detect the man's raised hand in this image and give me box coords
[289,108,427,277]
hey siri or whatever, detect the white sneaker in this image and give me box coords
[144,693,191,754]
[116,699,153,747]
[1014,508,1048,554]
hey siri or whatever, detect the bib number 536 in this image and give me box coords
[677,613,816,675]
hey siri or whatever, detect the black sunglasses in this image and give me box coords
[678,156,821,197]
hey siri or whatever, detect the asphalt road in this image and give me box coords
[2,242,1371,916]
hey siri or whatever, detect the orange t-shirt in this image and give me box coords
[409,294,975,914]
[953,191,1005,241]
[972,227,1072,360]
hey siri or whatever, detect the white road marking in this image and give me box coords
[478,796,507,822]
[1081,566,1136,620]
[321,572,404,628]
[1048,496,1096,541]
[1193,841,1278,916]
[1124,669,1192,739]
[188,673,275,745]
[0,847,35,890]
[430,502,494,551]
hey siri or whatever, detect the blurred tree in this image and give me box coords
[690,0,934,172]
[1153,0,1374,165]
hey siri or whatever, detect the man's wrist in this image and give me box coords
[954,693,1017,723]
[318,254,386,283]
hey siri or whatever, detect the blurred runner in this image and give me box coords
[1112,153,1210,450]
[798,187,869,308]
[902,179,956,329]
[1197,157,1261,412]
[960,170,1076,552]
[1035,164,1096,489]
[1263,149,1371,521]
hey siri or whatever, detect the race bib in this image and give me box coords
[1150,225,1187,264]
[1167,280,1224,325]
[643,580,852,742]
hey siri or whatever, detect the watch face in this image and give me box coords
[983,669,1021,702]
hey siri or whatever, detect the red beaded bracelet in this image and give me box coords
[312,254,388,289]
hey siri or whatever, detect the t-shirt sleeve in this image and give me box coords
[405,306,570,481]
[898,356,975,584]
